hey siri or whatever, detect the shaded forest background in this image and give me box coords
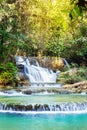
[0,0,87,63]
[0,0,87,85]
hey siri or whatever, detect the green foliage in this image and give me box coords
[59,74,81,84]
[0,63,17,85]
[0,0,26,62]
[70,63,79,68]
[59,67,87,84]
[14,0,71,56]
[60,22,87,64]
[70,0,87,20]
[72,37,87,56]
[45,39,64,56]
[0,0,87,64]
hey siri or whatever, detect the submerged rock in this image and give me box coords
[21,87,74,95]
[0,102,87,112]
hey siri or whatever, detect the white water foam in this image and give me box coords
[15,56,60,83]
[0,110,87,115]
[30,83,62,88]
[0,91,26,96]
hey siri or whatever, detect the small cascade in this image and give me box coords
[15,56,60,83]
[63,58,70,69]
[0,102,87,112]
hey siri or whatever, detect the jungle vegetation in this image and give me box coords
[0,0,87,84]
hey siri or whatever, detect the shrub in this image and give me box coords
[58,67,87,84]
[0,62,17,85]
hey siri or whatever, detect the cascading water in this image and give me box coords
[15,56,60,83]
[62,58,70,69]
[0,56,86,116]
[0,93,87,113]
[0,102,87,113]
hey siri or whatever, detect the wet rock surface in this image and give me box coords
[0,102,87,111]
[63,81,87,93]
[21,87,75,95]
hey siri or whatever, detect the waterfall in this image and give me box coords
[63,58,70,69]
[15,56,60,83]
[0,102,87,112]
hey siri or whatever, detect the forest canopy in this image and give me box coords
[0,0,87,63]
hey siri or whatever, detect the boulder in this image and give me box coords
[63,81,87,93]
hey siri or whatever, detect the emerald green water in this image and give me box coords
[0,113,87,130]
[0,94,87,104]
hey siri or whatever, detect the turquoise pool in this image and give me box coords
[0,93,87,130]
[0,113,87,130]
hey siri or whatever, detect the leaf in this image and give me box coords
[61,9,69,13]
[69,10,75,20]
[74,5,82,16]
[70,0,75,4]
